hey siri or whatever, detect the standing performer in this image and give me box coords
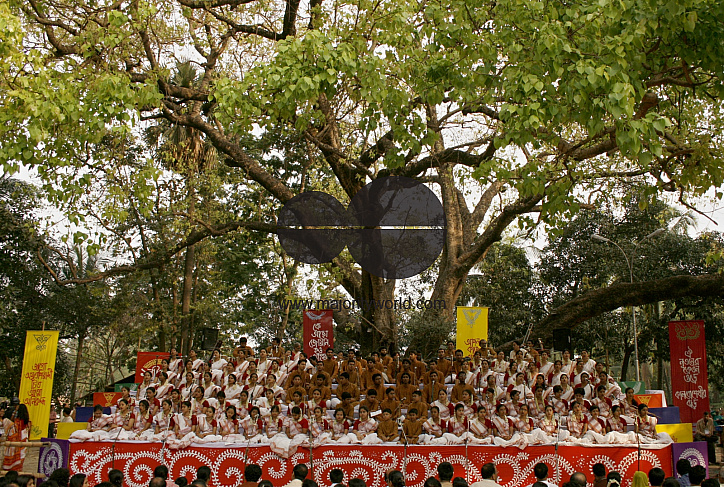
[2,404,30,471]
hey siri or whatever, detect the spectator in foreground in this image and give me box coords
[50,468,71,487]
[437,463,454,487]
[694,412,719,465]
[149,479,166,487]
[701,480,720,487]
[530,463,556,487]
[649,468,666,487]
[425,479,442,487]
[592,464,606,487]
[348,480,367,487]
[386,471,404,487]
[174,479,188,487]
[452,478,468,487]
[109,469,123,487]
[241,465,262,487]
[632,472,648,487]
[285,464,309,487]
[259,482,274,487]
[194,467,211,487]
[569,473,586,487]
[330,469,344,487]
[662,479,681,487]
[471,463,502,487]
[689,466,706,487]
[676,459,692,487]
[69,474,89,487]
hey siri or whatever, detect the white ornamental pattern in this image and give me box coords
[69,443,669,487]
[40,441,65,475]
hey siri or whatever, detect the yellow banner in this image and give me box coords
[19,330,59,440]
[456,307,489,357]
[56,422,87,440]
[656,423,693,443]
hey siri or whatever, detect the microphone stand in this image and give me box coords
[401,423,408,478]
[464,420,470,484]
[111,411,127,469]
[635,415,642,470]
[554,412,561,485]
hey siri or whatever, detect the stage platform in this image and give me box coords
[37,440,675,487]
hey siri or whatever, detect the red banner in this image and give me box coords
[303,309,334,359]
[92,392,123,408]
[134,351,169,383]
[68,442,672,487]
[669,320,710,423]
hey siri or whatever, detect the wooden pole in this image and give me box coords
[0,471,46,479]
[0,441,50,447]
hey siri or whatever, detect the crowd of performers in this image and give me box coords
[69,338,671,458]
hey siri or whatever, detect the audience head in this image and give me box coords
[570,472,587,487]
[244,464,262,483]
[452,478,468,487]
[663,478,682,487]
[258,482,273,487]
[592,463,606,479]
[15,476,34,487]
[330,470,344,485]
[153,466,169,481]
[174,478,188,487]
[50,468,71,487]
[676,459,692,476]
[302,480,318,487]
[386,471,404,487]
[438,462,454,482]
[424,478,442,487]
[607,471,622,485]
[148,479,166,487]
[649,468,666,487]
[480,463,496,480]
[348,480,366,487]
[108,469,123,487]
[293,464,309,481]
[689,466,706,486]
[533,463,548,480]
[701,480,720,487]
[632,471,649,487]
[196,466,211,483]
[69,474,88,487]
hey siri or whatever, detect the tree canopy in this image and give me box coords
[1,0,724,354]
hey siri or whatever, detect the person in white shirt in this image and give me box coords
[471,463,503,487]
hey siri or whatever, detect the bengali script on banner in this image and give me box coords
[134,351,170,383]
[19,330,59,440]
[456,307,488,357]
[669,320,710,423]
[303,309,334,360]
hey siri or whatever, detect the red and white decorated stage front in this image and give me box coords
[68,442,672,487]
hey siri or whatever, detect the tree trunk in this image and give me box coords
[180,186,196,355]
[70,329,87,404]
[620,343,634,382]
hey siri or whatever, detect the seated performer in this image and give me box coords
[133,400,153,438]
[218,406,242,440]
[591,385,613,418]
[443,404,472,444]
[459,390,478,419]
[106,398,135,441]
[351,406,381,444]
[422,371,446,404]
[584,405,607,443]
[241,406,265,444]
[535,404,568,444]
[70,405,111,441]
[270,406,309,458]
[376,409,400,443]
[567,402,589,442]
[309,406,332,446]
[635,404,672,444]
[380,388,401,419]
[407,391,428,420]
[401,408,422,444]
[432,389,455,421]
[421,406,447,445]
[193,407,222,443]
[491,404,523,447]
[396,373,416,408]
[330,408,352,443]
[264,405,285,442]
[359,389,381,417]
[468,407,493,445]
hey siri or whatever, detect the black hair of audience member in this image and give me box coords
[302,480,319,487]
[149,478,166,487]
[258,481,273,487]
[689,466,706,486]
[592,463,606,479]
[663,478,681,487]
[533,483,548,487]
[109,469,123,487]
[606,471,622,484]
[649,468,666,487]
[437,462,454,482]
[570,472,587,487]
[15,476,34,487]
[44,481,60,487]
[452,477,468,487]
[50,469,71,487]
[2,473,19,485]
[701,479,720,487]
[480,464,496,480]
[244,465,262,483]
[534,463,549,480]
[95,481,114,487]
[387,471,404,487]
[293,464,309,481]
[175,478,188,487]
[196,466,211,483]
[349,479,367,487]
[424,479,442,487]
[5,483,20,487]
[154,466,169,481]
[330,469,344,485]
[561,482,579,487]
[676,459,692,476]
[69,474,87,487]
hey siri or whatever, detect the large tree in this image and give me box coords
[2,0,724,353]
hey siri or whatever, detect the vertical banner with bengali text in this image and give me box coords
[134,352,170,383]
[456,307,489,357]
[669,320,710,423]
[303,309,334,360]
[19,330,59,440]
